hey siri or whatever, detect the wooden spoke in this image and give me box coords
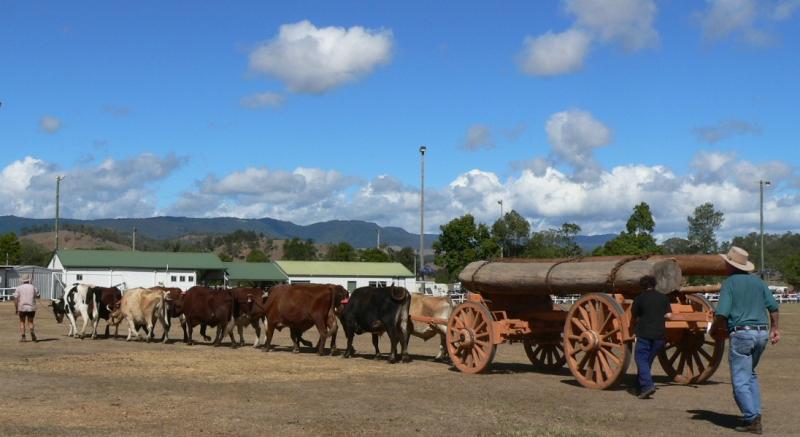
[524,335,566,372]
[564,293,631,390]
[446,302,497,374]
[658,294,724,384]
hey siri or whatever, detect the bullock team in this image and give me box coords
[50,282,455,363]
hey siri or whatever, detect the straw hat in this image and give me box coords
[719,246,755,272]
[21,273,32,283]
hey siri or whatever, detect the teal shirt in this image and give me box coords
[716,272,779,330]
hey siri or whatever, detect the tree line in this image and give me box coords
[432,202,800,288]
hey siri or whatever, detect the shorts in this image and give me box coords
[18,311,35,321]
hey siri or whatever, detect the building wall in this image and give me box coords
[287,275,416,292]
[60,268,198,291]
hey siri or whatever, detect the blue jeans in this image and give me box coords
[635,337,664,391]
[729,329,769,422]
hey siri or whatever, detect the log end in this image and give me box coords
[653,260,683,294]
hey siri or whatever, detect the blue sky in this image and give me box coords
[1,1,798,239]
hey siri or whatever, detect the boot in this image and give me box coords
[30,331,37,342]
[19,335,26,342]
[735,415,762,434]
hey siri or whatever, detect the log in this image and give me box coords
[497,254,729,277]
[679,284,722,293]
[459,258,683,296]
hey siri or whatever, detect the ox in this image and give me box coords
[409,293,454,362]
[51,286,82,337]
[180,286,235,346]
[263,283,347,355]
[340,286,412,363]
[152,287,186,343]
[230,287,268,348]
[109,287,168,342]
[51,284,120,339]
[88,286,122,338]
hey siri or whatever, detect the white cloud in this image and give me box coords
[692,119,762,144]
[545,109,612,178]
[249,20,393,94]
[699,0,799,45]
[0,154,186,219]
[518,29,591,76]
[240,92,284,109]
[39,116,61,133]
[460,124,496,150]
[566,0,659,51]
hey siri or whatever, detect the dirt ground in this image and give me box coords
[0,301,797,436]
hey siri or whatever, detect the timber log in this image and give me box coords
[458,258,682,296]
[495,254,729,277]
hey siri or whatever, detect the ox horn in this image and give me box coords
[106,305,112,312]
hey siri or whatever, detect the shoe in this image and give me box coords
[637,387,656,399]
[19,335,26,342]
[30,332,37,342]
[734,416,762,434]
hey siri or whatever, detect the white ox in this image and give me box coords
[51,284,97,339]
[109,288,168,342]
[409,293,454,361]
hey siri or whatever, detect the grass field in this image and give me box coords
[0,301,797,436]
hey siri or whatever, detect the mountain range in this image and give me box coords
[0,215,616,251]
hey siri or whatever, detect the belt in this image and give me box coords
[733,325,768,332]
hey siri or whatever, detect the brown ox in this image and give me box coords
[179,286,235,346]
[230,287,268,348]
[410,293,454,361]
[87,286,123,339]
[109,288,168,342]
[263,283,348,355]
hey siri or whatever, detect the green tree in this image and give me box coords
[282,238,318,260]
[19,239,51,266]
[594,203,661,256]
[360,248,391,262]
[326,242,358,261]
[782,254,800,288]
[218,252,233,262]
[523,223,582,258]
[661,237,691,255]
[0,233,22,264]
[246,249,269,262]
[491,209,531,258]
[433,214,500,281]
[687,202,725,254]
[389,247,416,273]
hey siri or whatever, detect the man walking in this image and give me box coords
[712,247,780,434]
[14,273,39,342]
[631,275,672,399]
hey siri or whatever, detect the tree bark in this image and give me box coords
[496,254,729,277]
[459,258,683,296]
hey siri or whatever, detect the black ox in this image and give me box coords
[340,286,412,363]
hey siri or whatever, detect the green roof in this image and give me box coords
[223,262,288,282]
[56,250,225,270]
[275,261,414,278]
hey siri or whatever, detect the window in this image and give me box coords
[171,275,177,282]
[76,274,83,281]
[180,276,186,282]
[188,276,194,283]
[347,281,357,292]
[369,281,387,287]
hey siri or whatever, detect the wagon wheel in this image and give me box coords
[446,301,497,374]
[658,294,724,384]
[523,335,566,372]
[564,293,631,389]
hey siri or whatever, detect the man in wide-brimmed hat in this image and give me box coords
[711,247,780,434]
[14,273,40,342]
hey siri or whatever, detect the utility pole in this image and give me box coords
[376,227,380,248]
[132,227,137,251]
[419,145,426,281]
[498,199,504,258]
[759,180,771,279]
[54,175,64,252]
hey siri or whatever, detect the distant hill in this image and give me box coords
[574,234,617,251]
[0,215,438,249]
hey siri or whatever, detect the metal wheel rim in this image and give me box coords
[446,302,497,374]
[563,293,631,389]
[658,294,724,384]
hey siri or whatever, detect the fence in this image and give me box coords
[1,267,64,300]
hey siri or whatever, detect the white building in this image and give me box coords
[48,249,226,291]
[275,260,416,293]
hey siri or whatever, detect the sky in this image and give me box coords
[1,0,799,241]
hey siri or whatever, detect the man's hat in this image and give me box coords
[720,246,755,272]
[21,273,32,283]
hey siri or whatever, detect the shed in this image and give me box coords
[223,262,288,288]
[48,249,226,292]
[275,261,416,292]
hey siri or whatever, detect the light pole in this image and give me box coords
[498,199,504,258]
[54,175,65,252]
[419,145,426,281]
[759,179,771,279]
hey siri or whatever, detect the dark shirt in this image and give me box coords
[632,289,671,340]
[716,271,779,331]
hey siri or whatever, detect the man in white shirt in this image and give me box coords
[14,273,39,342]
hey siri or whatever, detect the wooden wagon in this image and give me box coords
[433,255,727,389]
